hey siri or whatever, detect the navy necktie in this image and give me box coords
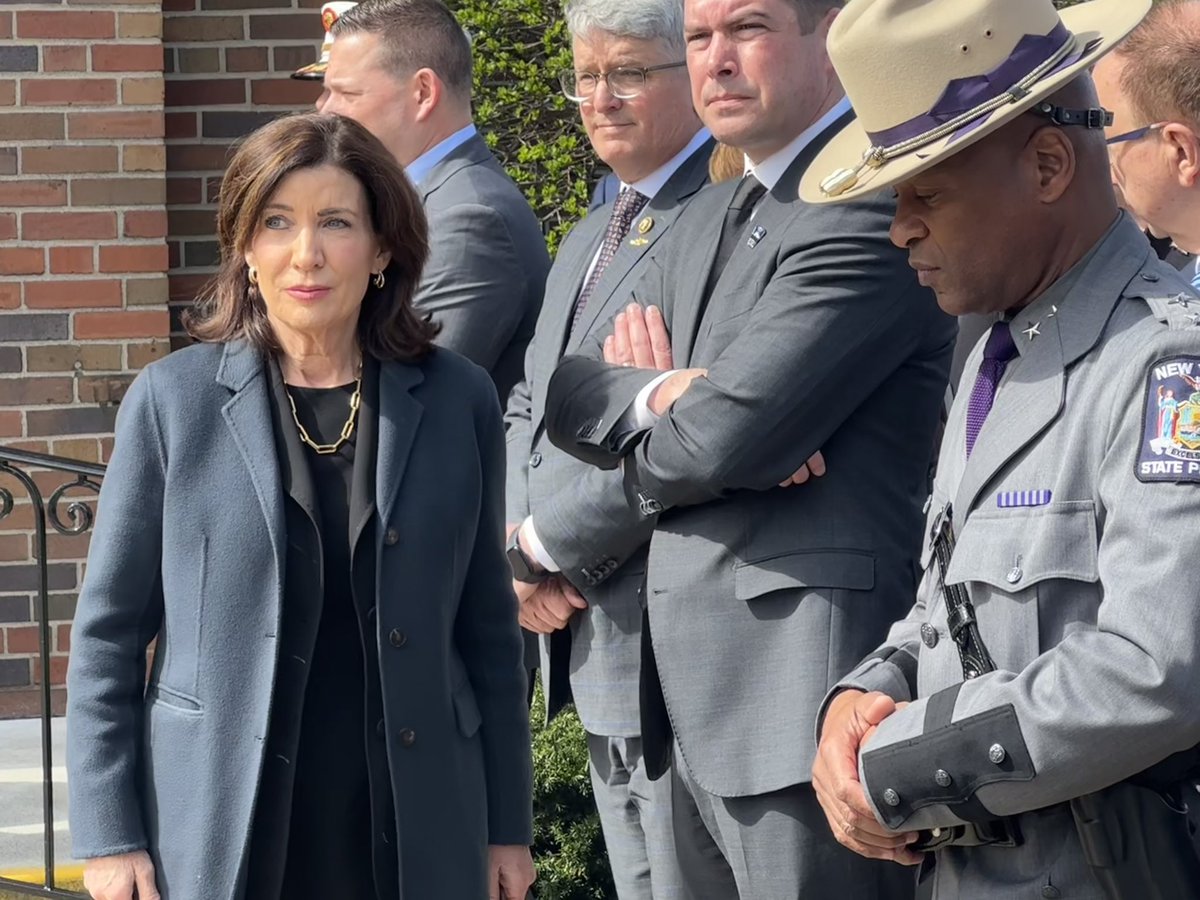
[571,187,649,332]
[964,322,1018,458]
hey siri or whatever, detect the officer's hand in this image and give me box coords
[83,850,160,900]
[812,690,923,865]
[605,303,673,370]
[780,450,827,487]
[488,844,536,900]
[516,576,587,634]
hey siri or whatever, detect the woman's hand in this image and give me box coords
[83,850,160,900]
[487,844,535,900]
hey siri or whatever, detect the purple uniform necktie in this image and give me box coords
[571,187,649,332]
[964,322,1018,458]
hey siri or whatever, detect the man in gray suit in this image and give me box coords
[539,0,954,895]
[805,0,1200,896]
[319,0,549,402]
[503,0,711,894]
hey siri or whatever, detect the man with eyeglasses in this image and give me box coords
[1095,0,1200,290]
[503,1,711,896]
[539,0,953,895]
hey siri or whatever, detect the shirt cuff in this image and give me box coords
[521,517,561,573]
[631,370,676,429]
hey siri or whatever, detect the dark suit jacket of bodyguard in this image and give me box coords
[65,339,532,900]
[505,138,714,735]
[418,132,551,405]
[544,112,957,797]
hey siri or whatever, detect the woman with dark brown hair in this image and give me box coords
[65,112,535,900]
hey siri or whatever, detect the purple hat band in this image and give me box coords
[865,22,1082,148]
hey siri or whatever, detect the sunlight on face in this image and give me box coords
[244,164,390,348]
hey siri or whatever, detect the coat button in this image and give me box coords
[389,628,407,648]
[1041,887,1062,899]
[920,623,939,648]
[934,769,952,788]
[1142,271,1161,283]
[1005,564,1023,584]
[529,452,543,468]
[988,743,1007,765]
[384,528,400,546]
[882,788,901,807]
[399,728,416,747]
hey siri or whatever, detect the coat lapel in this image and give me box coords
[266,355,319,525]
[953,216,1148,517]
[350,356,380,554]
[375,359,425,529]
[217,340,287,580]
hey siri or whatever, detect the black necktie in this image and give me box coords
[710,174,767,285]
[571,187,649,333]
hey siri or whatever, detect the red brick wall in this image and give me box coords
[0,0,322,716]
[1,0,170,715]
[163,0,321,341]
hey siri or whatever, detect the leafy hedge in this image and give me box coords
[451,0,599,252]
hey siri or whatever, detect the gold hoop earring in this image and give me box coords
[248,268,258,286]
[373,271,385,289]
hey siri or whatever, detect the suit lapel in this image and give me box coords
[568,137,716,349]
[217,340,287,579]
[419,133,493,203]
[375,359,425,529]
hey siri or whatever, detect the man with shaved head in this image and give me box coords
[805,0,1200,896]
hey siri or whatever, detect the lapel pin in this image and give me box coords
[747,225,767,248]
[637,217,654,235]
[629,237,648,247]
[1169,293,1194,309]
[1022,321,1041,341]
[1047,305,1058,319]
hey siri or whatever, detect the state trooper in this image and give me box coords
[803,0,1200,897]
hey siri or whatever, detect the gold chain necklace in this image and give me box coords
[285,370,363,455]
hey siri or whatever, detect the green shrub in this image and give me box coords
[450,0,601,253]
[528,677,615,899]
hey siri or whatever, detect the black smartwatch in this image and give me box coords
[506,528,551,584]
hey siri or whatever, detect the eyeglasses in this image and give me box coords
[1106,123,1166,146]
[558,61,686,102]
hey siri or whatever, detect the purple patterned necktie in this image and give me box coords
[964,322,1019,458]
[571,187,649,332]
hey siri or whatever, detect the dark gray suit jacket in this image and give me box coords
[66,340,531,900]
[544,114,956,797]
[418,133,551,404]
[505,138,714,736]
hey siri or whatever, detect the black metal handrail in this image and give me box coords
[0,446,104,899]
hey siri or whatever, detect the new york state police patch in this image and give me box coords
[1138,357,1200,482]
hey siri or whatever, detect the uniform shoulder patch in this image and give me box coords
[1138,356,1200,482]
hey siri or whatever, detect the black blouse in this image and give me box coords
[244,367,398,900]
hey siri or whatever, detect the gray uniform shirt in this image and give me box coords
[826,215,1200,898]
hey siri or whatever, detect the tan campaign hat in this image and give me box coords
[798,0,1151,204]
[292,1,359,81]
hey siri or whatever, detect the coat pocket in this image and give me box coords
[452,682,482,738]
[945,501,1099,592]
[733,549,875,601]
